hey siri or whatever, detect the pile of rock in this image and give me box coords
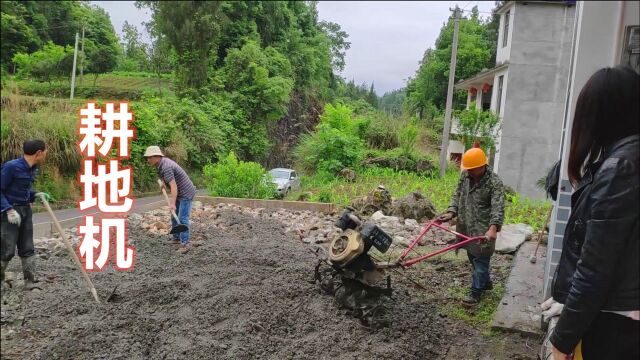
[129,201,443,249]
[369,211,456,247]
[350,185,393,216]
[34,188,538,255]
[390,192,437,222]
[33,228,81,260]
[133,210,171,236]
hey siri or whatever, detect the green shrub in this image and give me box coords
[294,102,368,175]
[12,42,73,84]
[454,103,500,150]
[398,124,418,156]
[364,113,399,150]
[362,148,435,176]
[294,123,366,174]
[202,152,276,199]
[127,95,235,191]
[362,113,422,151]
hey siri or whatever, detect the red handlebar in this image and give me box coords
[396,220,487,268]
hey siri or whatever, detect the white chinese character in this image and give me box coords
[78,216,109,270]
[78,102,104,157]
[104,218,134,269]
[80,160,133,212]
[79,160,97,210]
[100,103,134,157]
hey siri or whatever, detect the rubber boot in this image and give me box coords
[21,256,40,290]
[1,261,8,292]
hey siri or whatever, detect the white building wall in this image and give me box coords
[543,0,640,299]
[490,69,509,173]
[447,140,465,159]
[496,3,515,64]
[494,2,575,199]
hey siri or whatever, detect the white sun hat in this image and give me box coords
[143,146,164,157]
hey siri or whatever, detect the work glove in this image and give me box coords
[35,192,54,203]
[541,297,564,322]
[436,212,454,223]
[6,209,21,227]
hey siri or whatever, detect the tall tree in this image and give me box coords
[367,82,378,108]
[1,12,40,67]
[405,5,497,116]
[319,20,350,72]
[138,1,227,92]
[80,4,120,84]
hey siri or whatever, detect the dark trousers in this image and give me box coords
[582,312,639,360]
[467,252,491,297]
[0,205,35,262]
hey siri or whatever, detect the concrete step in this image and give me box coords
[491,241,546,336]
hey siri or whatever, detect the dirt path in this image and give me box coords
[1,207,539,360]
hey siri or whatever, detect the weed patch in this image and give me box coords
[444,282,505,327]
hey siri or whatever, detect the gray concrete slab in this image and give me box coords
[492,241,546,336]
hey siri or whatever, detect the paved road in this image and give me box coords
[32,189,207,226]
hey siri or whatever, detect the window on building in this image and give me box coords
[482,87,492,111]
[620,26,639,74]
[502,10,510,48]
[496,75,504,116]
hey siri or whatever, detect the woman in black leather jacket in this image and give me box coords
[550,66,639,359]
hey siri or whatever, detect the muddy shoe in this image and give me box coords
[461,293,480,307]
[177,244,191,254]
[1,261,7,290]
[21,257,42,291]
[24,280,42,291]
[483,281,493,291]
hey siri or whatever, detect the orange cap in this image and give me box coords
[461,148,488,170]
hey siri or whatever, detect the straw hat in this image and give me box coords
[143,146,164,157]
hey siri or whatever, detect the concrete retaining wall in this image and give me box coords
[195,196,338,214]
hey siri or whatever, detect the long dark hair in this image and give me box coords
[568,66,640,185]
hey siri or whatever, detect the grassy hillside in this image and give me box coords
[2,72,173,101]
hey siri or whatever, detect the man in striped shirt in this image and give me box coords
[144,146,196,254]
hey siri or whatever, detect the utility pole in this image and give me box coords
[80,24,85,86]
[439,7,461,177]
[70,32,79,100]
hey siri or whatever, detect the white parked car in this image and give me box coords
[269,168,301,197]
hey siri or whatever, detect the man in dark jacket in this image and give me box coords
[550,134,639,358]
[1,140,51,291]
[547,66,639,360]
[437,147,505,305]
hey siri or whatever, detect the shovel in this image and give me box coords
[157,179,189,235]
[39,195,102,304]
[530,207,553,264]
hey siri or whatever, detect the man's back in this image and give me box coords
[158,157,196,200]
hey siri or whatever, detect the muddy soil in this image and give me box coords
[1,207,538,360]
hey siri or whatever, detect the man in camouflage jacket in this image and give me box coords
[437,148,505,305]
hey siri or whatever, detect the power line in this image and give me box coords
[461,0,474,11]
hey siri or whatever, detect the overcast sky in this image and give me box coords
[93,1,495,95]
